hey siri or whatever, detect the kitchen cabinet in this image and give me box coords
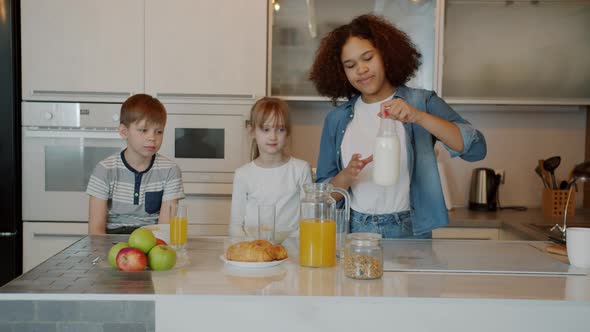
[269,0,437,99]
[21,0,267,104]
[184,195,232,236]
[145,0,267,103]
[441,0,590,105]
[20,0,144,102]
[22,222,87,273]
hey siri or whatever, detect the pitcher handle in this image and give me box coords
[331,187,350,225]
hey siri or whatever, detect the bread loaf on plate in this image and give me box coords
[226,240,288,262]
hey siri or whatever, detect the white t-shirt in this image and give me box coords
[230,157,312,231]
[341,95,411,214]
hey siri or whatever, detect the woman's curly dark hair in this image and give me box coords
[309,14,421,103]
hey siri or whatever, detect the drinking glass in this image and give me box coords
[258,204,276,243]
[170,204,188,250]
[335,209,349,258]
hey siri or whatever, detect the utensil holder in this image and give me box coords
[542,188,575,218]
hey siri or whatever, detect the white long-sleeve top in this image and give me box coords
[230,157,312,232]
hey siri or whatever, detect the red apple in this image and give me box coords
[108,242,129,268]
[116,247,147,271]
[155,238,167,246]
[148,245,176,271]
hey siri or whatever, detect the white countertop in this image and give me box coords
[4,235,590,332]
[146,237,590,301]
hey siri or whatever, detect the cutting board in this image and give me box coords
[382,240,585,275]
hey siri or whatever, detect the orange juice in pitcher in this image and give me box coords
[299,219,336,267]
[299,183,349,268]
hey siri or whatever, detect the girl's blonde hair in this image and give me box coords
[249,97,291,160]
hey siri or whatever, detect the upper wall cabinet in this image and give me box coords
[441,0,590,105]
[21,0,144,102]
[145,0,267,104]
[269,0,437,100]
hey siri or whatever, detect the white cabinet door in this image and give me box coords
[21,0,144,102]
[23,222,88,273]
[145,0,267,103]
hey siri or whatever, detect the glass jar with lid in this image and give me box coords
[343,233,383,280]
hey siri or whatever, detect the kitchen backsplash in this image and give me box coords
[287,101,587,208]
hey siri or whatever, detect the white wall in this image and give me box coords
[287,101,587,208]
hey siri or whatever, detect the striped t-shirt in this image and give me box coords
[86,151,185,230]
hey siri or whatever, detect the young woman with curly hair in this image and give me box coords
[310,14,487,238]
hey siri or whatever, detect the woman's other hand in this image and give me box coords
[329,153,373,200]
[343,153,373,181]
[378,98,424,123]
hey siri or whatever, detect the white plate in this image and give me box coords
[220,255,287,268]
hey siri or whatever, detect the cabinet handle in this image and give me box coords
[24,128,121,140]
[0,231,18,237]
[156,92,256,100]
[32,233,86,239]
[32,90,132,98]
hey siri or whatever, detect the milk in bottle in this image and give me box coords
[373,116,400,186]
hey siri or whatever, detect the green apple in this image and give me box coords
[128,228,157,254]
[148,245,177,271]
[108,242,129,268]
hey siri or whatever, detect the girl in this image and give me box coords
[230,97,312,236]
[309,14,487,239]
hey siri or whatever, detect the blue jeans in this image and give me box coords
[350,210,432,239]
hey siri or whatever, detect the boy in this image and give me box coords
[87,94,185,234]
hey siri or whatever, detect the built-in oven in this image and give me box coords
[160,103,250,195]
[22,102,125,221]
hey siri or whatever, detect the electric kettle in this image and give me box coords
[468,168,501,211]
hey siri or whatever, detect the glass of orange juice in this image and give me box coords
[170,204,188,250]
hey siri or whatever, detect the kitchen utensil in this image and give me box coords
[538,160,552,189]
[550,160,590,239]
[299,183,350,267]
[535,165,549,189]
[559,181,568,190]
[468,168,501,211]
[543,156,561,189]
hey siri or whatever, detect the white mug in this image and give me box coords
[566,227,590,268]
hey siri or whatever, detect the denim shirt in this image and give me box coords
[316,85,487,234]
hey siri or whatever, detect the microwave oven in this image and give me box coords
[160,103,250,195]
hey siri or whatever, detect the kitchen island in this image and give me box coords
[2,235,590,332]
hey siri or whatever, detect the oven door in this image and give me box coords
[22,128,125,221]
[161,113,248,174]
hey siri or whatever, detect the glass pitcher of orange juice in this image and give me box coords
[299,183,350,267]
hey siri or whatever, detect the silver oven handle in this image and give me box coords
[32,90,132,99]
[156,92,256,100]
[32,233,86,239]
[24,129,121,140]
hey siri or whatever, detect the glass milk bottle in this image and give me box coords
[373,116,400,186]
[299,183,350,267]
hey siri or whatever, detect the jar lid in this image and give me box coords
[346,232,382,246]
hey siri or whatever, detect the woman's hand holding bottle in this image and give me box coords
[378,99,424,124]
